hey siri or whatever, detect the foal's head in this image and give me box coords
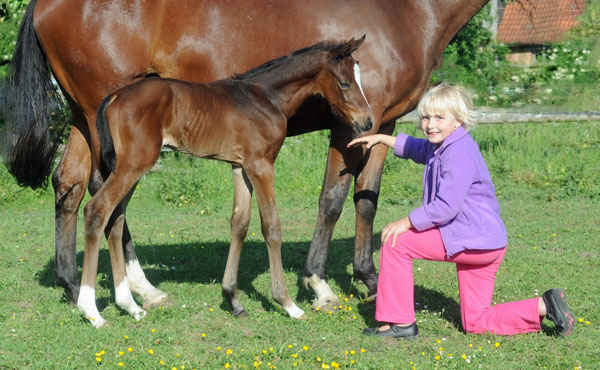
[317,35,374,134]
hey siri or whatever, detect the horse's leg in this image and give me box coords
[79,171,144,327]
[105,192,146,321]
[87,157,171,310]
[303,140,356,312]
[245,161,305,319]
[352,120,395,301]
[52,122,91,303]
[222,166,253,317]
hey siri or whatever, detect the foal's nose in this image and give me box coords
[364,117,373,131]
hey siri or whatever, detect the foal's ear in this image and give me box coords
[331,34,366,60]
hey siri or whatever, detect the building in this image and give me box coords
[495,0,586,65]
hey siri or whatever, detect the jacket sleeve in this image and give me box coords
[393,133,431,165]
[409,151,476,231]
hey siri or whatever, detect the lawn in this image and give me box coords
[0,121,598,369]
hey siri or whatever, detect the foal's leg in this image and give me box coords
[79,172,145,327]
[106,195,146,321]
[245,161,305,319]
[222,166,253,317]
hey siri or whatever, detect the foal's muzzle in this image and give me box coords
[354,116,373,133]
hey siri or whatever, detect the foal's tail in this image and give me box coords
[96,93,118,173]
[0,0,66,189]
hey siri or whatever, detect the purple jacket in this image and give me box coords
[393,126,507,257]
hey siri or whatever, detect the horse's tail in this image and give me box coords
[0,0,66,189]
[96,93,118,173]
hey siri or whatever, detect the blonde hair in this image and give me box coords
[416,83,477,131]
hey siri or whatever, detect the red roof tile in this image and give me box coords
[497,0,586,45]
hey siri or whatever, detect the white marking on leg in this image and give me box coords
[126,259,169,306]
[354,62,372,111]
[115,278,146,321]
[303,274,339,310]
[77,285,107,328]
[283,303,305,319]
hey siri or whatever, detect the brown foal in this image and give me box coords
[77,37,373,327]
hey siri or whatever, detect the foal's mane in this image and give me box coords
[231,40,344,80]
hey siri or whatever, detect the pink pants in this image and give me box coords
[376,228,542,335]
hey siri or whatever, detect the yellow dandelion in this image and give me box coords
[160,360,164,365]
[176,353,181,358]
[317,357,321,362]
[226,349,233,355]
[209,308,214,312]
[348,306,352,311]
[202,333,206,338]
[331,361,340,369]
[269,347,274,352]
[119,351,124,356]
[148,349,154,355]
[421,351,425,356]
[293,362,298,367]
[100,350,105,355]
[288,344,294,348]
[303,346,309,351]
[468,343,473,348]
[217,347,222,351]
[96,357,102,362]
[436,339,441,344]
[461,354,467,360]
[118,362,124,367]
[224,363,230,369]
[350,360,355,364]
[578,318,584,323]
[321,364,329,369]
[291,353,298,358]
[127,347,133,353]
[495,342,500,348]
[586,321,591,325]
[152,328,156,333]
[350,294,354,298]
[435,355,440,360]
[360,348,365,353]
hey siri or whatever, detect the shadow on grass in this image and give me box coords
[36,234,461,330]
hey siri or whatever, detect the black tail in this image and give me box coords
[96,93,117,173]
[0,0,67,189]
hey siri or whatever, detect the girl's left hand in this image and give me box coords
[382,216,413,246]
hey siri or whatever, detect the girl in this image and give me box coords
[347,84,574,339]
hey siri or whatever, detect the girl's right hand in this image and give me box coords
[347,134,396,149]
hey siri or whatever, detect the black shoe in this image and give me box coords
[542,288,575,336]
[362,322,418,340]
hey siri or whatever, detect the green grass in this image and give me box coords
[0,122,599,369]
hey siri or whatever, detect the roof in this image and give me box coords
[496,0,586,45]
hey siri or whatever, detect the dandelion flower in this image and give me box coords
[321,364,329,369]
[435,355,440,360]
[128,347,133,353]
[303,346,309,351]
[202,333,206,338]
[119,351,124,356]
[360,348,365,353]
[96,357,102,362]
[118,362,124,367]
[495,342,500,348]
[224,364,230,369]
[148,349,154,355]
[226,349,233,355]
[152,328,156,333]
[331,361,340,368]
[578,318,584,323]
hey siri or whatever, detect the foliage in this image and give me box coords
[433,2,600,112]
[0,0,27,77]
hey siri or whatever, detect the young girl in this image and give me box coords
[347,84,574,339]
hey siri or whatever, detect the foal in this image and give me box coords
[78,37,373,327]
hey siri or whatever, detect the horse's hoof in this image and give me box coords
[365,293,377,303]
[233,309,249,318]
[143,295,175,310]
[312,297,341,313]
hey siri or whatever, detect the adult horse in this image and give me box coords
[1,0,490,312]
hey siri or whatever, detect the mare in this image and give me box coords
[78,38,372,327]
[1,0,490,313]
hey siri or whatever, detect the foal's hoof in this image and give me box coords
[143,295,175,310]
[312,296,341,313]
[365,293,377,304]
[233,309,249,318]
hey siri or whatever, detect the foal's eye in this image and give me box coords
[338,81,350,89]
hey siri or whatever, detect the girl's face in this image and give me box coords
[420,110,462,145]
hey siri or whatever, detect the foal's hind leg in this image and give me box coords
[79,172,146,327]
[222,166,253,317]
[244,161,305,319]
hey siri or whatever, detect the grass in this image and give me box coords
[0,121,599,369]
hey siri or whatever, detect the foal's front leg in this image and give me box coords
[222,166,253,317]
[245,161,305,319]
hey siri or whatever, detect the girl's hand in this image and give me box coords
[347,134,382,149]
[381,216,413,246]
[347,134,396,149]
